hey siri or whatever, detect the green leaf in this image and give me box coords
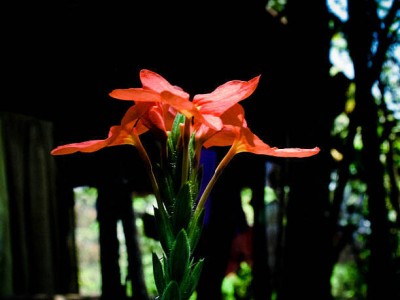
[154,163,175,214]
[180,259,205,299]
[154,206,174,255]
[167,114,187,189]
[188,133,200,171]
[152,252,166,295]
[187,209,204,253]
[162,253,171,280]
[170,113,185,148]
[167,114,184,180]
[190,165,202,198]
[169,229,190,283]
[161,281,181,300]
[167,145,181,178]
[173,183,193,234]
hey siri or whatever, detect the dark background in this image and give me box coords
[1,1,399,300]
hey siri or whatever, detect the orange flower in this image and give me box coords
[109,69,261,133]
[109,69,218,130]
[51,69,319,160]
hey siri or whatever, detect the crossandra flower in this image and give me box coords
[109,69,261,132]
[51,68,321,300]
[51,68,319,200]
[109,69,219,130]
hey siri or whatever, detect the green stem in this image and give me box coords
[180,117,191,188]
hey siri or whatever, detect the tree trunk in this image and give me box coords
[277,1,334,299]
[347,1,398,298]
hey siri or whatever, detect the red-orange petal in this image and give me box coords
[139,69,189,99]
[193,75,261,116]
[51,125,139,155]
[109,88,161,102]
[261,147,321,157]
[236,127,320,157]
[51,139,110,155]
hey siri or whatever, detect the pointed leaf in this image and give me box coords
[170,113,185,148]
[187,209,205,253]
[169,229,190,283]
[154,163,175,213]
[161,280,181,300]
[180,258,205,299]
[154,206,174,255]
[162,254,170,283]
[152,252,166,295]
[173,183,193,234]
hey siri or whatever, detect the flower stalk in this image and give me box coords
[50,69,320,300]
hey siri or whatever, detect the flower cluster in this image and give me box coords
[51,69,319,299]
